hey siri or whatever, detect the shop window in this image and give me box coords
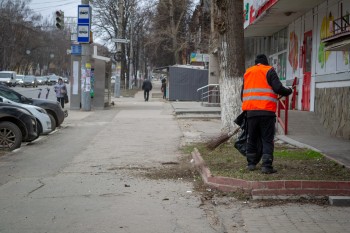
[278,28,288,52]
[270,28,288,80]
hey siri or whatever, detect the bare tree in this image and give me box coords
[146,0,193,67]
[92,0,137,88]
[0,0,71,76]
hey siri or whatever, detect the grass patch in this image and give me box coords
[185,142,350,181]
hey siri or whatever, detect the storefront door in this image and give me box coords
[302,31,312,111]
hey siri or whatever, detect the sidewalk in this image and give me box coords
[277,110,350,168]
[65,89,350,232]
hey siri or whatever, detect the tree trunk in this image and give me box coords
[217,0,245,131]
[169,0,179,64]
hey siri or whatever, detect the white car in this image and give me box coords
[0,96,52,135]
[16,74,24,86]
[0,71,16,86]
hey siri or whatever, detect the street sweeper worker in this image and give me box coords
[241,54,292,174]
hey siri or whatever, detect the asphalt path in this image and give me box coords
[0,89,218,233]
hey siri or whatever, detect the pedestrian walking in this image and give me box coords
[242,54,292,174]
[142,78,152,101]
[161,78,166,99]
[54,77,67,108]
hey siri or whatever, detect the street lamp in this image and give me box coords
[25,49,31,75]
[47,53,55,75]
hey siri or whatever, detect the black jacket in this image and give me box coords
[241,66,292,118]
[142,79,152,91]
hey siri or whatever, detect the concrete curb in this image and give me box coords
[276,135,321,152]
[191,148,350,200]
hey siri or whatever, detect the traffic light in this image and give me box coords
[55,10,64,30]
[114,51,123,62]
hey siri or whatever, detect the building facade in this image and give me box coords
[244,0,350,139]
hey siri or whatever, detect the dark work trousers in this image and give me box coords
[246,116,275,168]
[144,90,150,101]
[163,88,166,99]
[57,97,64,108]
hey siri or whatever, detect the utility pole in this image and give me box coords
[129,0,134,89]
[81,0,91,111]
[114,0,124,97]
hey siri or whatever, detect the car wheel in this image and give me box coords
[37,120,43,135]
[48,113,56,131]
[0,121,22,150]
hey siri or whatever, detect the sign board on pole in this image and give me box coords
[77,24,90,43]
[190,53,209,63]
[71,44,82,55]
[77,4,91,43]
[78,5,90,24]
[111,38,130,44]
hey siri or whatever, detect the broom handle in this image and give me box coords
[227,127,241,137]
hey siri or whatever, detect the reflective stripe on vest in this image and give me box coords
[242,64,278,112]
[243,96,278,102]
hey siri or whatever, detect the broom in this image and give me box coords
[206,127,241,150]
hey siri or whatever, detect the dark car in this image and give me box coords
[47,75,60,86]
[0,85,66,131]
[22,75,38,87]
[36,76,48,85]
[0,103,38,150]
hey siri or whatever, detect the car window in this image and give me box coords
[0,73,10,78]
[24,76,35,81]
[0,89,21,102]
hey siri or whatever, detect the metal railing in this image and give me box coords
[197,84,220,103]
[332,13,350,36]
[277,95,289,135]
[291,77,298,110]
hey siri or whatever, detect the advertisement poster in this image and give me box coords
[90,68,95,97]
[81,63,91,92]
[81,65,86,90]
[85,77,91,92]
[73,61,79,94]
[85,63,91,92]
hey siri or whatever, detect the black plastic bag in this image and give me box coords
[64,93,69,104]
[233,111,262,162]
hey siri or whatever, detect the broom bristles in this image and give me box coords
[206,127,240,150]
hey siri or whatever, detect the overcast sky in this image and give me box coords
[29,0,82,20]
[29,0,201,20]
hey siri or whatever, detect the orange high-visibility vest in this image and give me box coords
[242,64,278,112]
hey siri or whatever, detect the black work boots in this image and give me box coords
[261,167,277,174]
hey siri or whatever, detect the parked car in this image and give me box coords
[62,77,69,84]
[36,76,48,85]
[47,75,60,85]
[0,103,38,150]
[0,71,17,87]
[0,85,66,131]
[0,96,52,135]
[22,75,38,87]
[16,74,24,86]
